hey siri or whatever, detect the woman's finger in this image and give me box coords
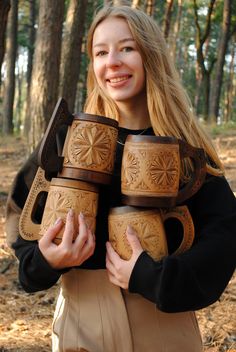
[106,252,116,275]
[40,217,64,247]
[73,212,89,249]
[106,241,121,263]
[78,228,96,261]
[126,225,143,256]
[61,209,75,246]
[107,270,126,288]
[85,228,96,252]
[71,232,95,266]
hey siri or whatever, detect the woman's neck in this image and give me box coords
[116,99,151,130]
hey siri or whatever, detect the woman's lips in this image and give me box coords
[107,75,131,83]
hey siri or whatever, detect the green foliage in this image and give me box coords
[231,1,236,33]
[18,0,38,49]
[1,0,236,136]
[153,1,166,25]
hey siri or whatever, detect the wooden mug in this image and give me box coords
[19,167,99,243]
[38,98,119,185]
[108,205,194,261]
[121,135,206,207]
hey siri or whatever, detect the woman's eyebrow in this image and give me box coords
[93,37,135,49]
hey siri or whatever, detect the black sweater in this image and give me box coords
[10,127,236,313]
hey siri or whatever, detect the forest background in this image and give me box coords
[0,0,236,351]
[0,0,236,144]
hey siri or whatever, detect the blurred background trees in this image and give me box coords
[0,0,235,150]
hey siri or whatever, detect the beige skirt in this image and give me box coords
[52,269,203,352]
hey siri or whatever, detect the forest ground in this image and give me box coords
[0,132,235,352]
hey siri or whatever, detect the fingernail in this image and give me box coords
[127,225,134,234]
[79,212,84,219]
[69,209,74,217]
[54,218,62,226]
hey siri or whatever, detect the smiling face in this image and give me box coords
[92,17,146,107]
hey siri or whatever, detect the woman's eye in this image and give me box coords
[96,51,107,57]
[122,47,133,52]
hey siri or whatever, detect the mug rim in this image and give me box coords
[109,205,159,216]
[50,177,99,192]
[73,112,119,129]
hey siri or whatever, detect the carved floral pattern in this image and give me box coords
[122,152,140,185]
[43,191,73,228]
[149,152,179,189]
[41,188,98,235]
[68,124,112,169]
[109,215,167,261]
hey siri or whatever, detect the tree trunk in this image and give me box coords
[0,0,10,86]
[26,0,36,88]
[28,0,64,149]
[2,0,18,134]
[132,0,141,8]
[170,0,182,60]
[60,0,88,113]
[163,0,174,40]
[15,59,23,132]
[210,0,231,122]
[193,0,216,120]
[223,36,235,122]
[146,0,155,16]
[202,72,211,119]
[194,60,202,115]
[24,0,37,137]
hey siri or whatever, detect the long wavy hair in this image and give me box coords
[84,4,224,177]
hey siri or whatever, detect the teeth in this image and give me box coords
[109,76,129,83]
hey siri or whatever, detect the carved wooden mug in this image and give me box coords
[108,205,194,261]
[38,98,119,185]
[19,168,99,243]
[121,135,206,207]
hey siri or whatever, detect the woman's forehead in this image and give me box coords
[92,17,133,47]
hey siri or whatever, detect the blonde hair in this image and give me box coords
[84,5,224,177]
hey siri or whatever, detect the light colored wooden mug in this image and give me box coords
[121,135,206,207]
[19,167,99,243]
[38,98,119,185]
[108,205,194,261]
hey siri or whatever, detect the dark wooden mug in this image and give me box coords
[121,135,206,207]
[38,98,119,185]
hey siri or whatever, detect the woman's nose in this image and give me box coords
[106,52,122,68]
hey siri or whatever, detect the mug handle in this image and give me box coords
[176,139,206,204]
[38,97,74,174]
[161,205,194,255]
[19,167,50,241]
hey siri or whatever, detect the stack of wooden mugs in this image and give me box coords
[19,98,206,260]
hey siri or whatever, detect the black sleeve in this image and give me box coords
[12,236,66,293]
[8,127,69,293]
[129,176,236,313]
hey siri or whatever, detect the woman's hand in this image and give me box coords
[38,210,95,269]
[106,226,144,289]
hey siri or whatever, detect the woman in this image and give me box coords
[6,4,236,352]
